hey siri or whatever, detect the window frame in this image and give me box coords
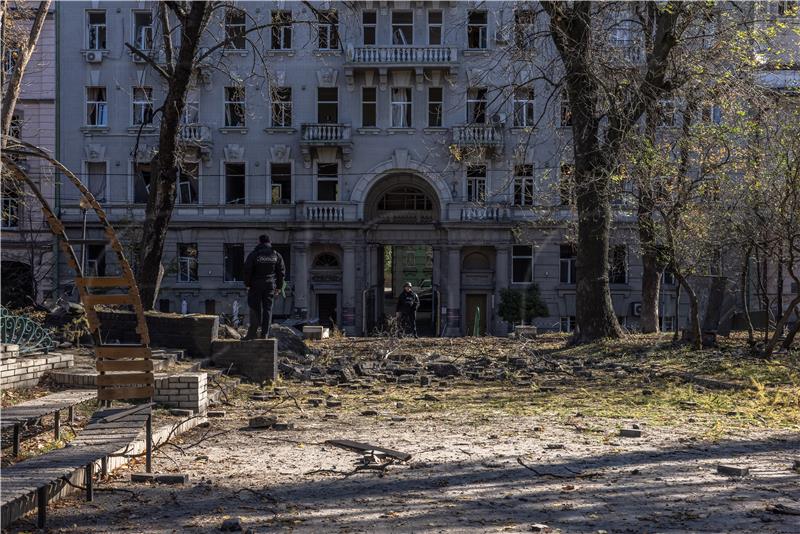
[271,87,292,127]
[269,162,293,205]
[466,87,487,124]
[86,86,108,127]
[132,86,154,126]
[271,9,293,50]
[391,10,414,45]
[559,244,577,285]
[223,161,247,205]
[316,161,340,202]
[132,10,154,51]
[177,161,200,205]
[466,164,487,203]
[513,87,535,127]
[362,10,377,46]
[511,244,534,284]
[224,86,246,127]
[223,243,245,282]
[609,244,628,284]
[390,87,413,128]
[427,86,443,127]
[316,10,339,50]
[86,10,107,50]
[467,10,488,49]
[177,243,199,283]
[317,87,339,123]
[513,164,534,207]
[559,163,575,206]
[1,186,20,229]
[428,10,443,45]
[132,161,152,204]
[361,86,377,128]
[224,8,247,50]
[84,160,108,202]
[514,9,536,50]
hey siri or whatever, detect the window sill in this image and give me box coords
[127,126,157,134]
[423,127,447,134]
[264,127,296,134]
[219,127,248,134]
[314,50,342,57]
[267,49,295,56]
[356,127,382,135]
[387,128,415,134]
[222,49,249,57]
[80,126,110,134]
[463,49,490,56]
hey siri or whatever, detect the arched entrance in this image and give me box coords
[362,172,443,336]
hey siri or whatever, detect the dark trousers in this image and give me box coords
[247,288,274,338]
[400,311,417,337]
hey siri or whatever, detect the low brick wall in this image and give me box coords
[211,339,278,383]
[0,348,74,390]
[153,372,208,414]
[96,310,219,358]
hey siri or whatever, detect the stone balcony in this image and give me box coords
[300,123,353,168]
[452,124,504,158]
[296,201,358,223]
[178,124,213,161]
[344,46,458,89]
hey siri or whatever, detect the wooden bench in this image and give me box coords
[1,390,97,457]
[1,404,152,529]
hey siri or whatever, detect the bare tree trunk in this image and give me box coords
[1,0,51,140]
[639,212,662,333]
[676,273,701,350]
[740,246,755,345]
[136,3,209,309]
[672,277,681,342]
[764,294,800,356]
[781,317,799,350]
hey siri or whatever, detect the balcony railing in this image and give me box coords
[347,46,458,65]
[460,205,511,221]
[297,201,357,222]
[300,123,352,144]
[179,124,212,143]
[453,124,503,147]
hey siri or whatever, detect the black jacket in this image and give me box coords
[396,290,420,314]
[243,244,285,290]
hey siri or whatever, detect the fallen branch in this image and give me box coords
[517,457,601,479]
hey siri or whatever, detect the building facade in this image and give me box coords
[52,1,797,335]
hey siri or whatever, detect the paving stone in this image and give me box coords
[717,464,749,477]
[207,410,226,418]
[130,473,155,483]
[619,428,643,438]
[154,473,189,484]
[360,409,379,416]
[326,399,342,408]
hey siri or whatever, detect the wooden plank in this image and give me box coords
[324,439,412,462]
[96,373,154,387]
[97,387,154,401]
[96,360,154,372]
[77,276,130,288]
[82,294,134,306]
[94,346,151,359]
[97,403,153,423]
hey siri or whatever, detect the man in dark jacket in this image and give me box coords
[396,281,420,338]
[243,235,285,339]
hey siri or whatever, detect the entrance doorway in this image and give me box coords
[378,245,435,336]
[465,294,487,336]
[317,293,338,328]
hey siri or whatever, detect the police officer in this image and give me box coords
[243,234,285,340]
[396,281,420,338]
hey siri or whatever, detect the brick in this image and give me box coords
[718,465,749,477]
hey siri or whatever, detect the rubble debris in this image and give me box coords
[220,517,243,531]
[154,473,189,484]
[219,325,242,340]
[619,428,643,438]
[249,416,277,429]
[325,439,412,462]
[717,464,749,477]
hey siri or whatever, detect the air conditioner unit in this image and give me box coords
[85,50,103,63]
[631,302,642,317]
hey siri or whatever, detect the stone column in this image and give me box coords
[292,244,308,318]
[494,245,511,335]
[342,244,356,335]
[444,245,461,336]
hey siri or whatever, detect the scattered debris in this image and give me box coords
[766,503,800,516]
[248,416,277,429]
[154,473,189,484]
[169,409,193,417]
[220,517,243,531]
[207,410,226,418]
[325,439,412,462]
[717,465,749,477]
[130,473,155,483]
[620,428,643,438]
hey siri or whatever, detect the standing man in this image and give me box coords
[396,281,420,338]
[243,235,285,340]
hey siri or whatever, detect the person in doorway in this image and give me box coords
[396,281,420,338]
[243,234,285,340]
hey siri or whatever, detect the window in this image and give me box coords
[1,186,20,228]
[133,162,151,203]
[132,86,153,126]
[314,253,340,268]
[271,87,292,127]
[362,11,377,46]
[514,10,535,50]
[560,316,576,333]
[86,245,107,276]
[271,10,292,49]
[224,163,246,204]
[428,10,442,45]
[378,187,433,211]
[86,161,107,202]
[466,165,486,202]
[560,90,572,126]
[513,87,535,127]
[663,267,676,286]
[514,164,534,206]
[428,87,443,127]
[778,1,799,16]
[223,243,245,282]
[362,87,377,127]
[86,87,107,126]
[392,11,413,45]
[182,101,199,125]
[177,243,198,283]
[317,10,339,50]
[391,87,412,127]
[467,87,487,123]
[225,9,246,49]
[270,163,291,204]
[224,86,246,127]
[317,162,339,201]
[317,87,338,123]
[177,161,199,204]
[3,47,18,78]
[87,11,106,50]
[609,245,627,284]
[560,244,576,284]
[559,164,575,206]
[159,299,171,312]
[467,11,488,49]
[657,99,676,127]
[512,245,533,284]
[133,11,153,50]
[661,315,675,332]
[7,115,22,160]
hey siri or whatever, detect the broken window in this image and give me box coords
[86,245,107,276]
[133,11,153,50]
[560,244,577,284]
[225,163,246,204]
[271,10,292,49]
[317,163,339,201]
[86,87,107,126]
[87,11,106,50]
[466,164,486,202]
[609,245,627,284]
[225,9,246,49]
[86,161,107,202]
[224,86,246,127]
[133,162,151,203]
[512,245,533,284]
[270,163,291,204]
[177,243,198,282]
[223,243,244,282]
[177,161,199,204]
[132,86,153,126]
[317,87,338,123]
[514,164,534,206]
[392,11,413,45]
[317,10,339,50]
[467,11,487,49]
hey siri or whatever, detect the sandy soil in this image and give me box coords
[23,382,800,534]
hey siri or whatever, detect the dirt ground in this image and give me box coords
[10,335,800,533]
